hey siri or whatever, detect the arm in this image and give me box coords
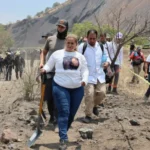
[43,53,55,73]
[119,47,123,66]
[130,51,134,59]
[40,38,50,68]
[80,55,89,86]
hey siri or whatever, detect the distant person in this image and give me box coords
[107,32,123,94]
[4,52,14,81]
[144,54,150,101]
[106,33,112,42]
[129,47,145,84]
[14,51,25,79]
[40,19,69,131]
[41,34,88,150]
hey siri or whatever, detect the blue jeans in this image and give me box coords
[145,74,150,98]
[52,80,84,140]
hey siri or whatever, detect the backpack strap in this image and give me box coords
[82,42,87,55]
[99,43,104,53]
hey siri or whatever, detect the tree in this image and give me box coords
[0,25,14,52]
[72,21,98,38]
[94,8,150,66]
[27,15,32,20]
[52,2,60,8]
[45,7,51,13]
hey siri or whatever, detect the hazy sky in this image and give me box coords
[0,0,66,24]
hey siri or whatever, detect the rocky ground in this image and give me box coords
[0,51,150,150]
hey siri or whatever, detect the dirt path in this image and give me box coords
[0,52,150,150]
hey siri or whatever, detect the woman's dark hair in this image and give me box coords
[130,44,135,50]
[87,29,98,37]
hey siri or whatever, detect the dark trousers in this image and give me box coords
[44,78,57,122]
[6,66,12,81]
[52,80,84,140]
[145,74,150,98]
[109,65,120,87]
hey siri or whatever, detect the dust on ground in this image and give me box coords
[0,50,150,150]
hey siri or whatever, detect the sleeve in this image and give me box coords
[146,55,150,63]
[78,43,84,54]
[80,55,89,85]
[43,37,50,52]
[130,51,134,59]
[119,47,123,66]
[43,53,55,72]
[104,46,111,64]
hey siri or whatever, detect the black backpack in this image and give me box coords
[82,42,114,84]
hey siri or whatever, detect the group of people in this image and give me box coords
[0,50,25,81]
[38,19,124,150]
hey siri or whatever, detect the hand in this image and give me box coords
[81,82,86,86]
[144,73,148,78]
[39,63,44,69]
[40,68,46,74]
[103,62,109,68]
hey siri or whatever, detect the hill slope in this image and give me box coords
[8,0,150,47]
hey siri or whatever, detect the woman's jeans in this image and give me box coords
[52,80,84,140]
[145,74,150,98]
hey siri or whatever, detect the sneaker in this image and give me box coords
[59,140,68,150]
[112,88,119,95]
[107,86,111,94]
[93,107,99,116]
[82,116,92,123]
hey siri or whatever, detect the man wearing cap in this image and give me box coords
[14,51,25,79]
[130,47,145,84]
[40,19,68,130]
[107,32,123,94]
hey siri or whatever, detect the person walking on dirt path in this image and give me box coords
[40,19,69,131]
[130,47,145,84]
[107,32,123,95]
[144,54,150,101]
[14,51,25,79]
[41,34,88,150]
[4,52,14,81]
[78,30,111,123]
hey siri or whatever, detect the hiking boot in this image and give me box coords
[93,107,99,116]
[107,86,111,94]
[112,88,119,95]
[99,103,104,107]
[59,139,68,150]
[82,116,92,123]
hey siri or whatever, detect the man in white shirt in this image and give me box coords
[78,30,111,123]
[107,32,123,94]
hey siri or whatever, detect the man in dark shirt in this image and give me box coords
[40,19,69,131]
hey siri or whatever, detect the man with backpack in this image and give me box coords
[130,47,145,84]
[14,51,25,79]
[78,30,111,123]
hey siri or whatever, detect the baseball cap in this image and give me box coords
[41,32,52,38]
[115,32,123,39]
[56,19,68,28]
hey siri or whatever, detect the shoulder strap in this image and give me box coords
[99,43,104,53]
[82,42,87,55]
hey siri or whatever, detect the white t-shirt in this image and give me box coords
[44,49,89,88]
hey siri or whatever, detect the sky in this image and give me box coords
[0,0,66,24]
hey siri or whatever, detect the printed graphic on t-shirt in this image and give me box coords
[63,56,79,70]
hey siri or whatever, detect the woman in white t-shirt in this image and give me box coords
[41,34,89,150]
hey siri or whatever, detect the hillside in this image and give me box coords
[8,0,150,47]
